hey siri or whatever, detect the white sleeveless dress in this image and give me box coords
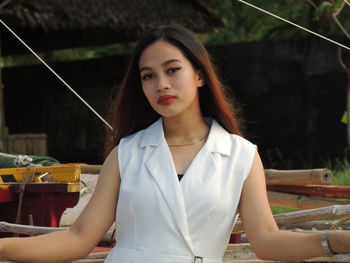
[104,118,256,263]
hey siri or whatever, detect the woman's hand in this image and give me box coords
[0,146,121,262]
[330,231,350,254]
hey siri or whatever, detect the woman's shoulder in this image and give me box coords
[211,118,256,148]
[230,133,256,148]
[120,118,161,146]
[120,128,146,146]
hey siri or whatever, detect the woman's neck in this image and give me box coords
[162,113,209,142]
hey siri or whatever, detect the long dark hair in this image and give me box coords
[104,24,243,156]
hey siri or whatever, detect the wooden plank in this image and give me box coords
[0,165,80,184]
[265,169,332,185]
[267,185,350,198]
[267,191,349,210]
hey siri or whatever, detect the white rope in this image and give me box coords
[237,0,350,52]
[0,19,113,130]
[344,0,350,6]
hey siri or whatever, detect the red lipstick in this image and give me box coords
[157,95,176,105]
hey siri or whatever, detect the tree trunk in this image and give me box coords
[347,71,350,150]
[337,47,350,151]
[0,30,9,152]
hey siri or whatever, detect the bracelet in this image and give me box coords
[321,232,338,256]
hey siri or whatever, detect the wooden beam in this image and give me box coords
[267,185,350,198]
[267,191,349,210]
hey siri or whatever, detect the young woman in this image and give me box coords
[1,24,350,263]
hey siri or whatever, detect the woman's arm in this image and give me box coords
[239,151,350,261]
[0,146,120,263]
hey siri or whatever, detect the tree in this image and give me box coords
[202,0,312,44]
[306,0,350,151]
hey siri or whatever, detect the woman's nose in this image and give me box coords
[156,75,170,92]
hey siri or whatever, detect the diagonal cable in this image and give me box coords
[237,0,350,52]
[0,19,113,130]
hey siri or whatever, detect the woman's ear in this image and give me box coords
[196,71,205,87]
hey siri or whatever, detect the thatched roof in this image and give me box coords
[0,0,224,55]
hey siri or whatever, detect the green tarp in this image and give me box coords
[0,153,60,168]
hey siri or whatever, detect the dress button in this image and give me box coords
[194,256,203,262]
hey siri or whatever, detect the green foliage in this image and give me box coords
[202,0,311,44]
[341,111,348,124]
[270,206,298,214]
[3,0,350,66]
[0,43,135,68]
[330,158,350,186]
[308,0,350,35]
[313,1,332,21]
[201,0,350,45]
[270,161,350,215]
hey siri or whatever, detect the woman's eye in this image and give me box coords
[167,67,181,74]
[141,74,152,80]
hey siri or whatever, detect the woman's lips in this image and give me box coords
[157,95,176,105]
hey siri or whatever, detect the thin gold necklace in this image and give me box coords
[168,134,208,147]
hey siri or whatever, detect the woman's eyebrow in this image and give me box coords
[139,59,182,73]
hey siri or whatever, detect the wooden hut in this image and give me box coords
[0,0,223,54]
[0,0,223,158]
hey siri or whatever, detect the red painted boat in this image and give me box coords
[0,165,80,238]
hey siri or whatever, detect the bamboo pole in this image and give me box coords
[267,191,349,210]
[270,204,350,225]
[265,168,332,185]
[233,204,350,233]
[79,165,333,187]
[5,205,350,237]
[223,243,350,262]
[79,165,102,174]
[5,205,350,239]
[282,220,350,231]
[3,243,350,263]
[224,243,257,260]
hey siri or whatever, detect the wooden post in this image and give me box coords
[0,28,9,152]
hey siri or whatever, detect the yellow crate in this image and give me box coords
[0,165,80,184]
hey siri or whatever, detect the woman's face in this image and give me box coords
[139,40,204,118]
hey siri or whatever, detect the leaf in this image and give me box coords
[341,111,348,124]
[333,0,345,10]
[313,1,332,21]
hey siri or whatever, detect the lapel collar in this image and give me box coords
[142,118,195,253]
[186,118,232,184]
[140,117,232,154]
[204,118,231,156]
[140,117,232,253]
